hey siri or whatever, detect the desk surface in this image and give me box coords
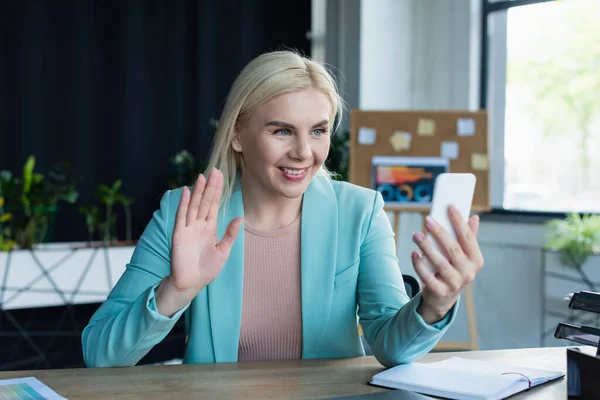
[0,346,592,399]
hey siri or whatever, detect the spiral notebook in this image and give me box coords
[370,357,564,400]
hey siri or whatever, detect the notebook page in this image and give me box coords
[430,357,564,385]
[371,362,524,400]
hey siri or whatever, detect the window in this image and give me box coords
[484,0,600,213]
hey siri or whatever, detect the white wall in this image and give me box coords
[315,0,573,351]
[358,0,479,111]
[359,0,413,110]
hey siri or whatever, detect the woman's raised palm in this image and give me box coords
[169,169,243,292]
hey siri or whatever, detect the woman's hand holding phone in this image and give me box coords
[411,207,484,324]
[408,173,484,325]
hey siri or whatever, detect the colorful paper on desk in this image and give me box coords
[417,118,436,136]
[0,377,67,400]
[441,141,459,160]
[457,118,476,136]
[389,131,412,151]
[358,127,377,145]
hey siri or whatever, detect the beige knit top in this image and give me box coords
[237,214,303,361]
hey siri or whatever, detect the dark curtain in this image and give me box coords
[0,0,311,243]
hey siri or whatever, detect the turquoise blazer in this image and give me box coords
[82,176,456,368]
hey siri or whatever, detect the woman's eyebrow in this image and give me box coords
[265,120,295,129]
[264,119,329,129]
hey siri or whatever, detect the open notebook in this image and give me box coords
[370,357,564,400]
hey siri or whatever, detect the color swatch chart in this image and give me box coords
[0,382,44,399]
[0,378,66,400]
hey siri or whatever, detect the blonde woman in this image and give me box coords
[82,50,484,368]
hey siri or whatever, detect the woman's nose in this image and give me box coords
[290,136,312,160]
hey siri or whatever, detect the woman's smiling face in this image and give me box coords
[232,88,332,200]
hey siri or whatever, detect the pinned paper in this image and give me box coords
[358,127,377,145]
[471,153,489,170]
[417,119,436,136]
[389,131,412,152]
[457,118,475,136]
[441,141,459,159]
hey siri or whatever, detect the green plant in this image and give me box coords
[167,150,198,189]
[209,118,219,133]
[0,156,79,249]
[116,193,134,242]
[326,129,350,181]
[0,196,17,251]
[79,180,134,245]
[96,180,121,243]
[545,212,600,269]
[77,205,100,243]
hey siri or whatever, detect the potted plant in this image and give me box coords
[0,162,138,311]
[0,156,79,250]
[78,180,135,247]
[544,212,600,290]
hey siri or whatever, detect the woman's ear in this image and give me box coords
[231,127,242,153]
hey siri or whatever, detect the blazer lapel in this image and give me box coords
[300,176,338,358]
[208,186,245,362]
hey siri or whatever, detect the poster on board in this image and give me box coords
[371,156,449,207]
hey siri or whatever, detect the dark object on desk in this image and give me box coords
[555,323,600,351]
[568,290,600,314]
[555,290,600,356]
[567,348,600,399]
[330,389,432,400]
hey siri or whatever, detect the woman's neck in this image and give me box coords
[241,185,303,231]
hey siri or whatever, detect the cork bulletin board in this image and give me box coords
[349,110,490,212]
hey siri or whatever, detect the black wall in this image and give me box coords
[0,0,311,243]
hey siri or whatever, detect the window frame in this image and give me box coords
[478,0,595,221]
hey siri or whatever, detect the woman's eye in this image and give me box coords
[312,128,326,136]
[276,129,291,136]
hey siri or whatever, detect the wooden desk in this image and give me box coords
[0,346,593,399]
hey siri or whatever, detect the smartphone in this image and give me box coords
[422,173,476,274]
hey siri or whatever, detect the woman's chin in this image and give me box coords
[273,177,312,199]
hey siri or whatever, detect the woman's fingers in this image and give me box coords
[413,232,463,292]
[187,174,206,225]
[468,214,480,235]
[217,217,243,255]
[175,186,191,230]
[206,170,224,223]
[423,215,470,269]
[411,251,446,295]
[197,168,218,222]
[447,206,481,264]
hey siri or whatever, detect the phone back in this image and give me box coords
[422,173,476,274]
[428,173,476,237]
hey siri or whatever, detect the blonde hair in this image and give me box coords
[202,50,344,210]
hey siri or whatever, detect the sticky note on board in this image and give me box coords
[389,131,412,151]
[417,119,436,136]
[441,141,459,159]
[457,118,475,136]
[358,127,376,145]
[471,153,489,170]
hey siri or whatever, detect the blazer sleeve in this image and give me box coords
[357,191,458,368]
[81,190,189,368]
